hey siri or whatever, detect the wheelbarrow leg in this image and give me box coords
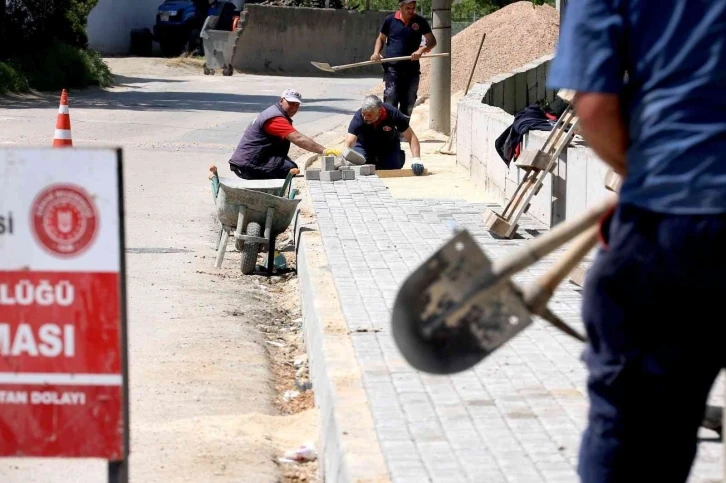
[215,229,230,268]
[264,207,275,276]
[234,205,247,250]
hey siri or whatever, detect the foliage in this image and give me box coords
[0,41,112,93]
[0,0,112,93]
[4,0,100,54]
[0,61,30,94]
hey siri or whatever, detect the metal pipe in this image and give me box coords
[429,0,451,134]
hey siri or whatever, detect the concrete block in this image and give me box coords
[352,164,376,176]
[341,169,356,180]
[305,169,321,181]
[323,155,336,171]
[514,69,528,114]
[320,170,342,182]
[501,74,517,115]
[490,77,506,108]
[536,63,547,102]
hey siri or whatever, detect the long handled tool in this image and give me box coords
[311,53,450,73]
[391,196,617,375]
[440,33,486,155]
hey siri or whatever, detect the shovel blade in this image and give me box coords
[310,61,336,73]
[391,230,533,375]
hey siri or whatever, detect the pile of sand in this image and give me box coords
[370,2,560,100]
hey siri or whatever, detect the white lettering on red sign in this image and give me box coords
[0,323,75,357]
[0,280,74,306]
[0,390,86,405]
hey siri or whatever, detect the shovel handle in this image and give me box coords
[523,224,600,314]
[334,53,450,71]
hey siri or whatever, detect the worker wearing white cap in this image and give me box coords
[229,88,341,179]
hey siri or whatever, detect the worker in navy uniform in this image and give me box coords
[229,88,340,180]
[370,0,436,118]
[548,0,726,481]
[345,95,421,170]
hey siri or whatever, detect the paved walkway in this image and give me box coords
[306,175,724,483]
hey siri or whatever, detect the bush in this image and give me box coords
[0,41,112,93]
[0,61,30,94]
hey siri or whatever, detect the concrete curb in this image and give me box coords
[294,153,390,483]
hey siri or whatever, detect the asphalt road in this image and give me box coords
[0,57,378,483]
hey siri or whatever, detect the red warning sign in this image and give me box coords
[0,148,127,461]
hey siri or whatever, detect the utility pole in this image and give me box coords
[556,0,568,26]
[429,0,451,135]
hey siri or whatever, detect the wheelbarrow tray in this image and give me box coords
[215,177,300,238]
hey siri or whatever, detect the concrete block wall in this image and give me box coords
[231,5,392,75]
[457,77,610,228]
[482,54,557,116]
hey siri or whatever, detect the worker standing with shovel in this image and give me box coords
[548,1,726,482]
[370,0,437,119]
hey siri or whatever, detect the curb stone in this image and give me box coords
[294,154,390,483]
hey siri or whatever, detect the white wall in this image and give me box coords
[87,0,162,54]
[456,79,610,228]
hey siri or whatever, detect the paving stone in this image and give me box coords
[305,169,321,180]
[303,177,724,482]
[320,170,342,182]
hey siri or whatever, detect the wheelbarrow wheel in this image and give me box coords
[241,222,262,275]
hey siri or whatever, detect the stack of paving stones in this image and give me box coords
[305,155,376,182]
[305,175,724,482]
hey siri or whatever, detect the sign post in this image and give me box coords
[0,147,128,482]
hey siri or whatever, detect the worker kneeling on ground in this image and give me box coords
[229,88,340,180]
[345,95,421,170]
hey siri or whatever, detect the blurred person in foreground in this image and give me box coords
[547,1,726,481]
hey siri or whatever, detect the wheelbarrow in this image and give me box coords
[209,166,301,275]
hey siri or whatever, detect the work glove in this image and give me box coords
[323,148,341,157]
[411,158,425,176]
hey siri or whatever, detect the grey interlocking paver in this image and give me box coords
[305,177,723,482]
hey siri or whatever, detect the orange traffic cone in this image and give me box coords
[53,89,72,147]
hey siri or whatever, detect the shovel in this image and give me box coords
[391,196,617,375]
[311,53,450,73]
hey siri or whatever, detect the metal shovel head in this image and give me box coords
[310,61,336,73]
[391,230,533,375]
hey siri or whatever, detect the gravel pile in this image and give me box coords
[369,2,560,100]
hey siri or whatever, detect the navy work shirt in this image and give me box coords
[380,12,432,73]
[348,103,410,152]
[547,0,726,215]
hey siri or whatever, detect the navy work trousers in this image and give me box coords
[383,68,420,118]
[230,156,298,180]
[352,142,405,170]
[579,203,726,482]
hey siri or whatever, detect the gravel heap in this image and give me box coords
[369,2,560,100]
[420,2,559,97]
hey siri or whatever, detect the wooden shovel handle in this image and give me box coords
[523,224,600,314]
[334,53,450,71]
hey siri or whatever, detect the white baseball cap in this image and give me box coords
[281,88,302,105]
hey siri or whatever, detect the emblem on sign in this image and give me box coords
[30,184,99,257]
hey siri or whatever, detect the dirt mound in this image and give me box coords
[421,2,559,98]
[368,2,559,100]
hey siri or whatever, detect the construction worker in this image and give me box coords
[370,0,436,118]
[344,95,421,170]
[229,88,340,180]
[547,1,726,482]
